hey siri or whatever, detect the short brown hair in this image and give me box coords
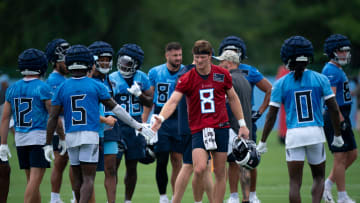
[192,40,212,55]
[165,42,182,52]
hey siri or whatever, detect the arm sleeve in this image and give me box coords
[111,104,142,130]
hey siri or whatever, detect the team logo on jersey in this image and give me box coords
[213,73,224,82]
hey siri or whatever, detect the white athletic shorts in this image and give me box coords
[285,143,326,165]
[67,144,99,166]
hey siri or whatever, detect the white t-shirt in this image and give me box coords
[66,131,99,148]
[15,130,46,146]
[286,126,326,149]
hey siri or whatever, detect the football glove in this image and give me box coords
[43,145,54,162]
[137,123,156,144]
[58,139,67,156]
[256,141,267,154]
[331,135,344,148]
[127,82,142,97]
[252,111,262,122]
[0,144,11,161]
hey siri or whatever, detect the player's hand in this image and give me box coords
[340,120,348,131]
[252,111,262,122]
[58,139,67,156]
[127,82,142,97]
[238,126,249,140]
[43,145,54,162]
[150,114,164,132]
[0,144,11,161]
[331,135,344,148]
[104,116,117,127]
[139,124,156,144]
[257,141,267,154]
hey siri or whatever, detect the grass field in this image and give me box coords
[5,131,360,203]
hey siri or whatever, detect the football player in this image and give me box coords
[144,42,184,203]
[218,36,272,203]
[257,36,344,203]
[151,40,249,203]
[44,45,154,203]
[45,38,71,203]
[0,48,52,203]
[322,34,357,203]
[109,43,153,203]
[171,61,214,203]
[88,41,118,203]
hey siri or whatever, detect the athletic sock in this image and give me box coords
[50,192,60,202]
[324,178,334,190]
[338,191,347,200]
[230,192,239,199]
[249,192,256,199]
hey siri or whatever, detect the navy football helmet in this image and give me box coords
[219,36,247,61]
[324,34,351,66]
[232,137,260,170]
[18,48,48,76]
[139,144,156,164]
[280,36,313,68]
[45,38,70,64]
[65,45,94,71]
[88,41,114,74]
[117,43,144,78]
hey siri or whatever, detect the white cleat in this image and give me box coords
[323,189,335,203]
[337,196,356,203]
[249,195,261,203]
[70,198,76,203]
[226,196,240,203]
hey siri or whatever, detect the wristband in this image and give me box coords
[238,119,246,127]
[158,115,165,123]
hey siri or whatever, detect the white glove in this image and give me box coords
[127,82,142,97]
[43,145,54,162]
[0,144,11,161]
[137,123,156,144]
[58,139,67,156]
[256,141,267,154]
[331,135,344,148]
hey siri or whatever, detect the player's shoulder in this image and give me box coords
[149,63,166,72]
[239,63,258,71]
[135,70,148,77]
[322,62,338,73]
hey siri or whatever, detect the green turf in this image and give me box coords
[5,131,360,202]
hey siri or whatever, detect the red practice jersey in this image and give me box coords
[175,64,232,134]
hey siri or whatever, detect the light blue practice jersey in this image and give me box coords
[271,70,334,129]
[6,79,52,133]
[238,63,264,106]
[322,62,352,106]
[110,70,150,117]
[46,71,66,94]
[52,77,111,133]
[148,63,184,108]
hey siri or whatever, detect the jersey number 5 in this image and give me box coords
[71,95,87,125]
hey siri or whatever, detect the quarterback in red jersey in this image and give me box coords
[176,62,232,134]
[151,40,249,203]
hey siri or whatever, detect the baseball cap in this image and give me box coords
[213,50,240,64]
